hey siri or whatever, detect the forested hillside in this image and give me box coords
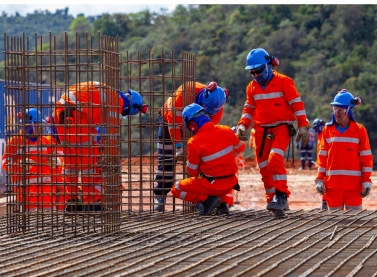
[1,4,377,165]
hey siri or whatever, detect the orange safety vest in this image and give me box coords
[238,71,308,129]
[316,121,373,190]
[163,82,224,142]
[186,122,245,184]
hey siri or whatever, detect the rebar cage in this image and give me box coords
[2,32,197,235]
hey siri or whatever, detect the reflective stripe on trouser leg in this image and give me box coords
[154,122,175,196]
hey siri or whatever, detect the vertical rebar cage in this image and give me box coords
[120,50,197,214]
[3,32,122,235]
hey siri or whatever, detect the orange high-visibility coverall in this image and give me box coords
[238,71,309,203]
[54,82,124,204]
[171,122,245,204]
[316,121,373,210]
[1,134,64,210]
[163,82,224,143]
[155,82,225,197]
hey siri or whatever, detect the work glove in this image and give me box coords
[360,182,372,198]
[175,142,184,161]
[296,126,310,147]
[296,143,300,150]
[236,124,248,141]
[315,179,326,195]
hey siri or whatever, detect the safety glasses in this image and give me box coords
[249,65,266,75]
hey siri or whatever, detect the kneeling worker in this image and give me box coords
[171,103,245,216]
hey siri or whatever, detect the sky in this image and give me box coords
[0,2,181,17]
[1,2,375,18]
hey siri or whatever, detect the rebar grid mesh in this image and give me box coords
[1,209,377,277]
[3,32,198,236]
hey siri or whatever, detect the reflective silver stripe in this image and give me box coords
[360,150,372,156]
[157,143,173,150]
[28,177,52,183]
[175,111,183,117]
[345,204,362,210]
[362,167,373,173]
[362,182,372,187]
[110,111,119,120]
[233,141,243,151]
[244,103,254,109]
[329,205,343,211]
[17,147,48,153]
[254,92,283,100]
[179,191,187,200]
[187,161,199,170]
[94,185,103,193]
[241,113,253,120]
[318,167,326,173]
[273,174,287,181]
[156,170,174,175]
[326,137,360,144]
[63,169,80,174]
[258,160,268,168]
[326,170,362,176]
[271,148,285,157]
[201,145,233,162]
[288,97,302,105]
[265,187,276,194]
[95,81,106,104]
[81,169,97,174]
[319,150,327,156]
[294,110,306,117]
[174,182,181,190]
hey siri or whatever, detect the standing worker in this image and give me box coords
[296,119,315,170]
[235,47,310,217]
[315,89,373,210]
[53,81,147,211]
[171,103,245,216]
[154,81,228,212]
[312,118,327,210]
[1,108,64,211]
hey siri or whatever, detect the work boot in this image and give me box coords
[215,202,230,215]
[199,196,222,216]
[65,198,83,212]
[196,202,205,215]
[267,191,288,217]
[154,197,166,212]
[84,200,104,212]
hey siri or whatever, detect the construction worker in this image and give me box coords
[171,103,245,216]
[312,118,327,210]
[296,119,315,170]
[154,81,228,212]
[1,108,64,211]
[235,48,310,217]
[53,81,147,211]
[315,89,373,210]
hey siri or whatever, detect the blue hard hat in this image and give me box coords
[21,108,45,124]
[201,83,227,115]
[245,48,270,70]
[330,89,357,108]
[182,103,206,128]
[313,118,325,128]
[121,89,148,116]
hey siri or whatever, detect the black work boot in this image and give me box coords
[215,202,230,215]
[199,196,222,216]
[154,197,166,212]
[266,191,288,217]
[84,200,104,212]
[65,198,84,212]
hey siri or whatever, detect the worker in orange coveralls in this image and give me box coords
[154,81,228,212]
[1,108,65,211]
[315,89,373,211]
[53,81,147,212]
[171,103,245,216]
[312,118,328,210]
[235,48,310,217]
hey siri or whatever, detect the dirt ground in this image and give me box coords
[233,157,377,211]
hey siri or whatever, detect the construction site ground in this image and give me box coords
[1,163,377,276]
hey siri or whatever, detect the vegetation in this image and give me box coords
[1,4,376,165]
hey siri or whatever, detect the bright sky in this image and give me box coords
[1,2,375,17]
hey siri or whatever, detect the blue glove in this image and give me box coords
[96,126,106,144]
